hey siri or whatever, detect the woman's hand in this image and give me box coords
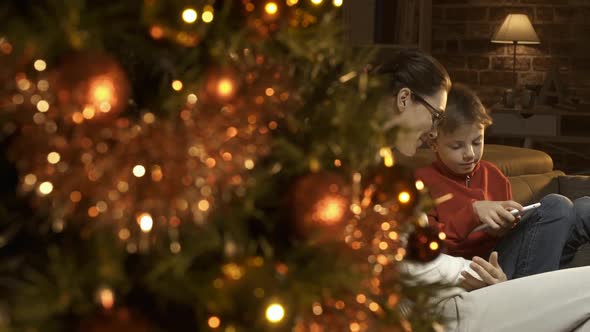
[460,251,507,291]
[473,200,522,230]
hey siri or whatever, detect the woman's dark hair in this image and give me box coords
[438,83,492,134]
[378,49,451,97]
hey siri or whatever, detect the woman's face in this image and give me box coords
[394,87,448,156]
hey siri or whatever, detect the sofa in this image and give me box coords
[396,144,590,268]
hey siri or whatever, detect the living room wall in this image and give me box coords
[431,0,590,106]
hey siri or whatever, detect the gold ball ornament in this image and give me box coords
[291,171,351,242]
[405,223,443,263]
[52,52,130,121]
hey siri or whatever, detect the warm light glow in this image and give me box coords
[265,2,279,15]
[311,0,323,5]
[314,196,346,225]
[208,316,221,328]
[312,302,323,315]
[379,147,395,167]
[89,77,115,108]
[118,228,130,240]
[378,241,388,250]
[82,105,96,119]
[350,322,360,332]
[438,232,447,240]
[265,87,275,96]
[217,78,234,98]
[137,213,153,232]
[198,199,210,211]
[202,6,214,23]
[72,112,84,123]
[286,0,299,5]
[133,165,146,177]
[17,78,31,91]
[265,303,285,323]
[244,159,255,170]
[70,191,82,202]
[187,93,198,104]
[182,8,198,23]
[388,231,398,240]
[150,25,164,39]
[37,80,49,91]
[222,263,244,280]
[368,302,380,312]
[172,80,183,91]
[36,100,49,112]
[38,181,53,195]
[430,241,440,251]
[97,287,115,310]
[356,294,367,303]
[333,0,343,6]
[415,180,425,190]
[24,174,37,186]
[34,59,47,71]
[491,14,540,44]
[47,152,60,164]
[170,242,181,253]
[398,191,411,204]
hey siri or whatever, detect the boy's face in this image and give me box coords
[433,123,485,175]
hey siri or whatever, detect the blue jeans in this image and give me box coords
[561,196,590,266]
[494,194,576,279]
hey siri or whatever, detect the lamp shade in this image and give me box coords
[491,14,540,44]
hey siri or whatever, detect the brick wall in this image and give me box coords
[432,0,590,106]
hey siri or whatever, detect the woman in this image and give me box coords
[378,49,451,157]
[385,50,590,331]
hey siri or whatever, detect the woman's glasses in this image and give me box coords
[412,93,445,128]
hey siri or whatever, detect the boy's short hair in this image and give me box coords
[438,83,492,134]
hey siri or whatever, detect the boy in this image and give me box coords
[415,84,576,279]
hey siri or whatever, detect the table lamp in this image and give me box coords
[491,14,540,93]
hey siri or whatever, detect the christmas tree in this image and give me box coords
[0,1,446,331]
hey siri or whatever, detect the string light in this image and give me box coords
[38,181,53,195]
[137,213,153,232]
[150,25,164,39]
[182,8,198,23]
[132,165,146,177]
[265,2,279,15]
[398,191,411,204]
[202,6,214,23]
[217,78,235,98]
[333,0,343,7]
[265,303,285,323]
[89,77,115,111]
[429,241,439,250]
[172,80,183,91]
[208,316,221,328]
[33,59,47,72]
[311,0,323,5]
[36,100,49,112]
[415,180,425,190]
[47,152,60,164]
[96,287,115,310]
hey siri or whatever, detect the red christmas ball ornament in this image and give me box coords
[363,164,419,216]
[291,171,351,242]
[405,223,444,263]
[52,51,130,121]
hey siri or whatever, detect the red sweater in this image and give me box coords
[415,158,512,259]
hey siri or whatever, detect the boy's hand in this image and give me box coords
[460,251,507,291]
[473,200,523,230]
